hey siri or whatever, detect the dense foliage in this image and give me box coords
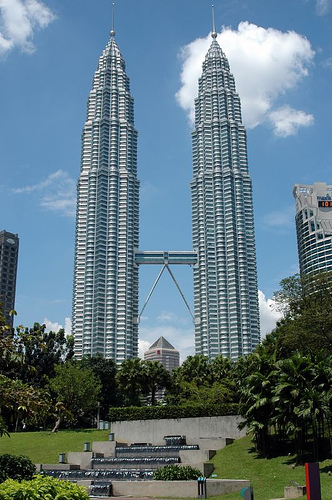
[0,475,89,499]
[238,348,332,462]
[153,465,202,481]
[0,454,36,483]
[49,362,102,431]
[109,402,240,422]
[272,271,332,355]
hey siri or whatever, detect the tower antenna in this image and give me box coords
[110,2,115,37]
[211,4,217,38]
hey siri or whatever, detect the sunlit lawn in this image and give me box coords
[206,434,332,500]
[0,429,110,464]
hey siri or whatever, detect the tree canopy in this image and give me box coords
[272,271,332,355]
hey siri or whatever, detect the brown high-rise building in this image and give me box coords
[0,230,19,327]
[144,336,180,371]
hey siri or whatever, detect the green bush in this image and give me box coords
[109,402,239,422]
[0,475,89,499]
[0,454,36,483]
[153,465,202,481]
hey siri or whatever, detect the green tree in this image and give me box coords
[177,355,213,386]
[237,351,278,457]
[273,271,332,354]
[0,375,52,432]
[0,322,74,387]
[141,361,171,405]
[116,358,145,406]
[78,354,121,417]
[49,362,101,431]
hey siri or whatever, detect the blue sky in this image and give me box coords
[0,0,331,361]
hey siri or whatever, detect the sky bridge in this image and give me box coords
[134,251,198,266]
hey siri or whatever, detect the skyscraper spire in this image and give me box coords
[191,13,260,359]
[211,5,217,39]
[110,2,115,37]
[73,16,140,362]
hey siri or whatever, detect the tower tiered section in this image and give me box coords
[72,30,139,362]
[191,32,260,359]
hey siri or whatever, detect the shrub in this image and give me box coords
[109,402,239,422]
[0,454,36,483]
[153,464,202,481]
[0,475,89,499]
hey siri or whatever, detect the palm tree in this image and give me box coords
[141,361,171,405]
[116,358,145,406]
[272,352,315,462]
[237,351,277,456]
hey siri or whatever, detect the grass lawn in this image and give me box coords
[0,429,110,464]
[208,434,332,500]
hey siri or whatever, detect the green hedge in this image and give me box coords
[0,475,89,499]
[153,465,202,481]
[108,403,239,422]
[0,454,36,483]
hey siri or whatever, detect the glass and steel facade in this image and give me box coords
[191,34,260,360]
[0,230,19,327]
[293,182,332,276]
[72,32,139,362]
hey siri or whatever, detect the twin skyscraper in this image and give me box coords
[72,19,260,362]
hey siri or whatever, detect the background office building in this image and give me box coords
[0,230,19,327]
[191,30,260,360]
[72,28,140,362]
[293,182,332,275]
[144,336,180,371]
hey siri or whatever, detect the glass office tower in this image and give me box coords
[191,31,260,359]
[72,29,139,362]
[0,230,19,327]
[293,182,332,276]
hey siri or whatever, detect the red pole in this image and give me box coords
[305,463,321,500]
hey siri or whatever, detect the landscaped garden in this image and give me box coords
[1,430,332,499]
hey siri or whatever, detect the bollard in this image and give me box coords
[241,486,254,499]
[83,441,91,452]
[197,476,206,499]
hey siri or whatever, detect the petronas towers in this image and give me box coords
[73,22,260,362]
[72,30,139,362]
[191,32,260,359]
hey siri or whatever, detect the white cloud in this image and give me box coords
[12,170,76,217]
[64,317,72,336]
[43,316,72,335]
[269,106,314,137]
[259,290,283,339]
[316,0,330,15]
[322,57,332,69]
[43,317,63,333]
[138,339,151,359]
[261,205,294,230]
[176,22,314,136]
[0,0,56,56]
[157,311,178,322]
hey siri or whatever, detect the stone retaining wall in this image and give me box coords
[108,478,250,497]
[110,415,245,447]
